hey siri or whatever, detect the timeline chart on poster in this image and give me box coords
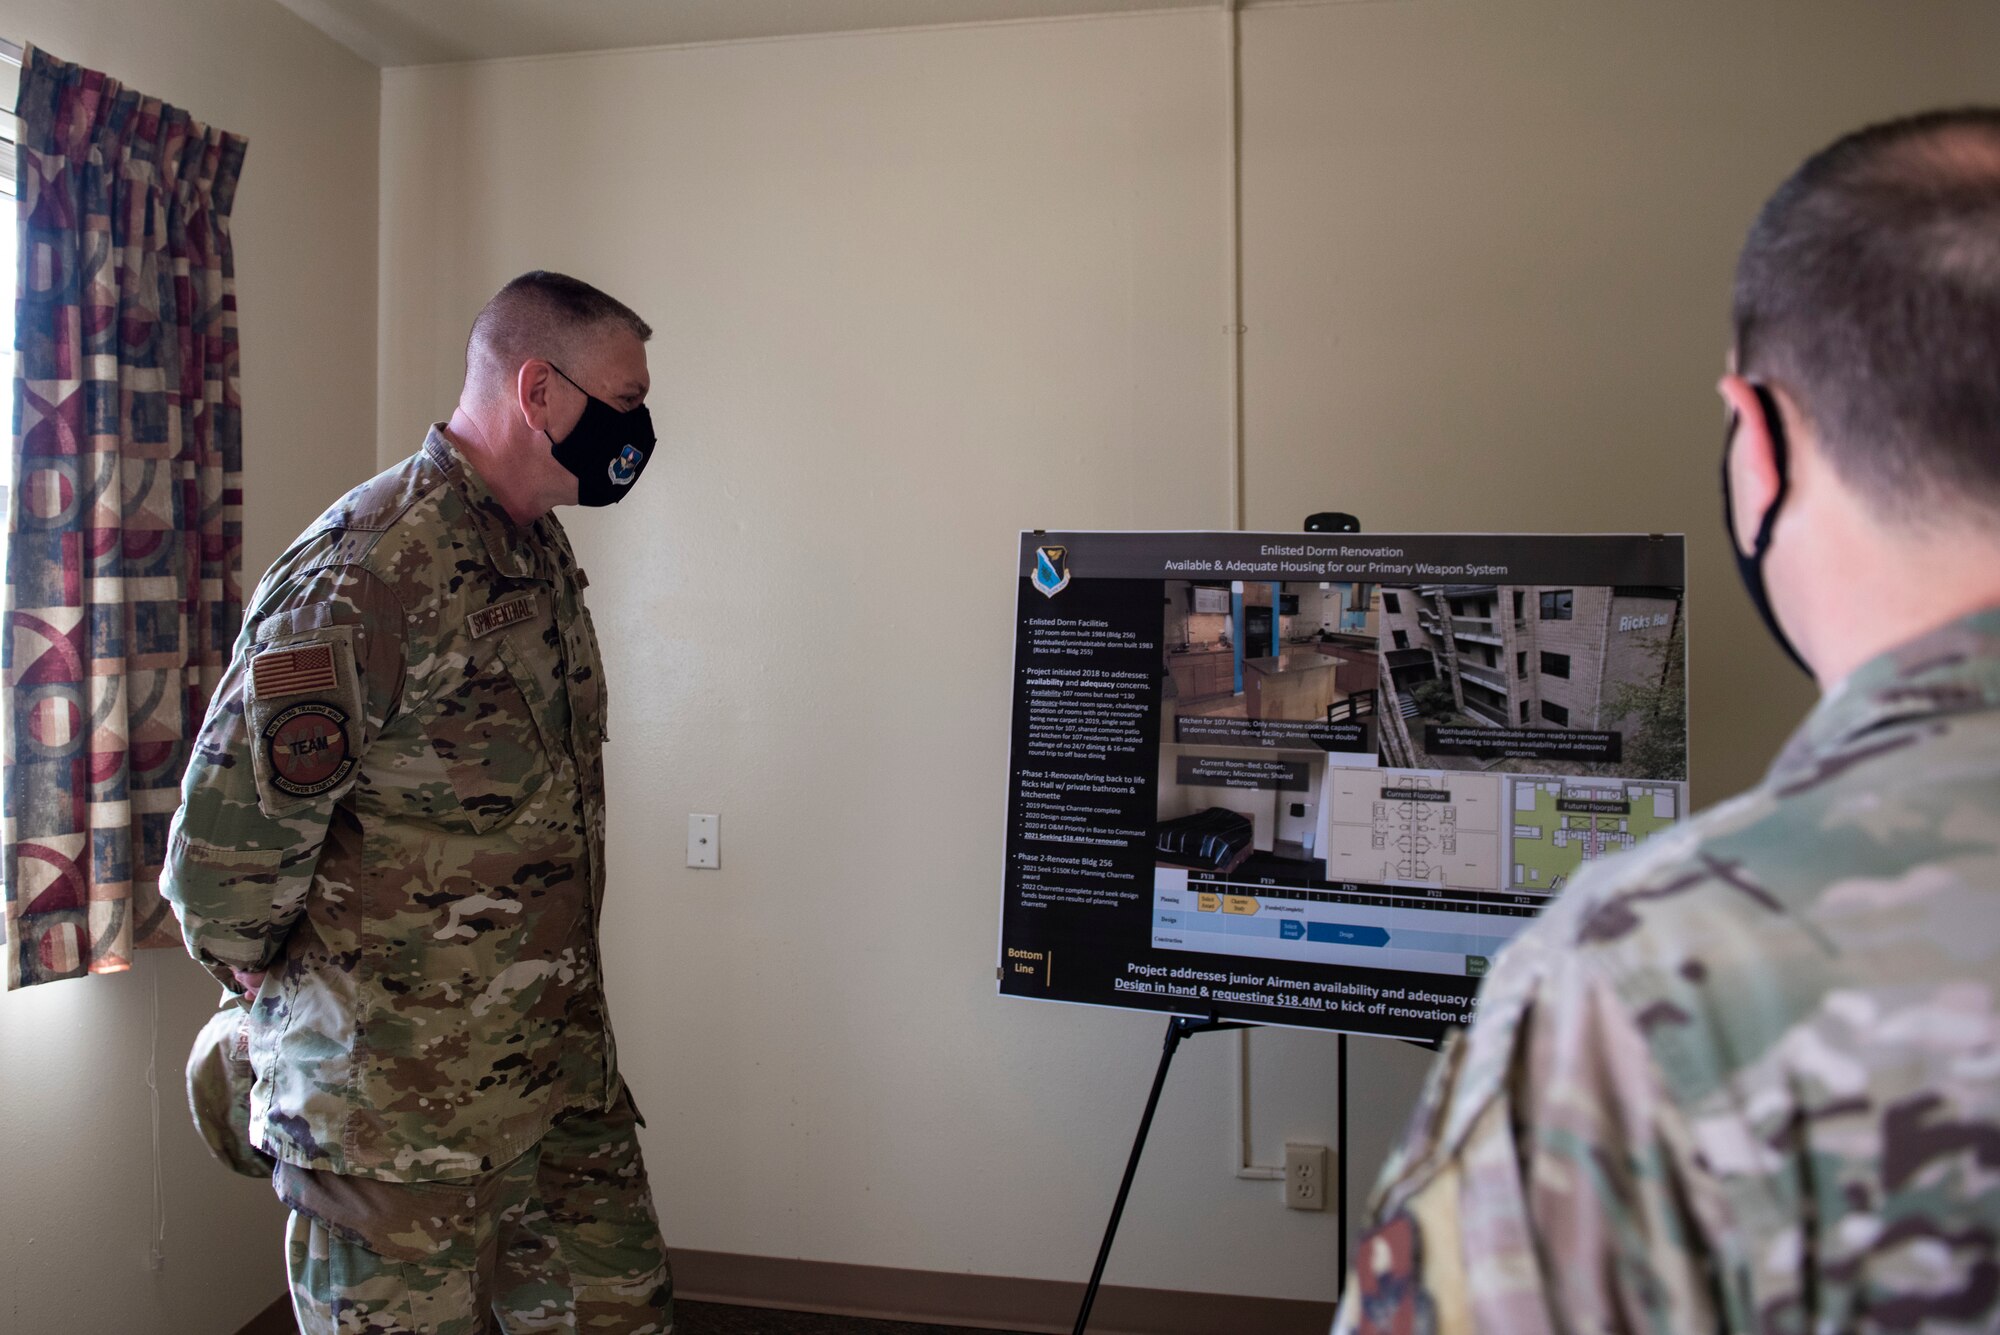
[997,529,1688,1044]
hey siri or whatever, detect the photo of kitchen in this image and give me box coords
[1161,580,1379,751]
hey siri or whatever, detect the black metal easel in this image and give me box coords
[1072,1011,1250,1335]
[1337,1030,1348,1294]
[1308,511,1362,1315]
[1070,1016,1360,1334]
[1071,511,1368,1334]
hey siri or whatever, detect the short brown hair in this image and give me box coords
[1733,108,2000,526]
[464,271,651,398]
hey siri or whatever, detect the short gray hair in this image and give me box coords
[464,270,651,399]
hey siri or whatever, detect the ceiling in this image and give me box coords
[274,0,1230,68]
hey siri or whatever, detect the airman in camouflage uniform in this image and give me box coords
[163,272,671,1332]
[1337,111,2000,1334]
[1337,613,2000,1333]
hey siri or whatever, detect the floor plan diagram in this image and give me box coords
[1507,777,1681,891]
[1323,769,1503,890]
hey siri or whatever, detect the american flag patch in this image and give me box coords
[252,644,339,700]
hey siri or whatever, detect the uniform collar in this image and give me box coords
[423,426,550,582]
[1771,605,2000,780]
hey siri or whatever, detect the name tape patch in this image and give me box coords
[252,644,339,700]
[468,594,538,639]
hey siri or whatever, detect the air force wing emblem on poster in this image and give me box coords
[1033,545,1071,598]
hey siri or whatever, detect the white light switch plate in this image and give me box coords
[687,813,719,869]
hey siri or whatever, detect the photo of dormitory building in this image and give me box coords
[1374,583,1686,779]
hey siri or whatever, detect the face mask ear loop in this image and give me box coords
[542,363,585,449]
[1726,379,1813,678]
[1747,382,1791,562]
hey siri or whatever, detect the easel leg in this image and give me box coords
[1074,1014,1249,1335]
[1336,1031,1349,1304]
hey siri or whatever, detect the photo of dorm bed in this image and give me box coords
[1154,807,1256,874]
[1153,743,1329,882]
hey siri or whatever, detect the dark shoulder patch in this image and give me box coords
[245,625,367,815]
[262,701,356,799]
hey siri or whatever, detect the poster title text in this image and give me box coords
[1163,546,1509,579]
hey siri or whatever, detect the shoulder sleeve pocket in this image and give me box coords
[244,626,367,818]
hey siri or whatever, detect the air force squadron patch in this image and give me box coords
[1033,545,1071,598]
[263,702,355,799]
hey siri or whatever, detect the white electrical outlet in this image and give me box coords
[687,813,719,869]
[1284,1142,1329,1211]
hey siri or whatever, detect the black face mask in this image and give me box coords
[1722,382,1811,677]
[545,363,657,507]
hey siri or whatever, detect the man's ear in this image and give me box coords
[1718,373,1783,556]
[516,359,555,434]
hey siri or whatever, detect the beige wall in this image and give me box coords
[0,1,379,1331]
[371,0,2000,1311]
[1240,0,2000,798]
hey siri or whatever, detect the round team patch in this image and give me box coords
[263,701,355,798]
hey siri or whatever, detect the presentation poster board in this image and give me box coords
[998,530,1687,1044]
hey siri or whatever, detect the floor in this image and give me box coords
[678,1302,1039,1335]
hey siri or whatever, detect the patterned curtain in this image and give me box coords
[2,47,247,988]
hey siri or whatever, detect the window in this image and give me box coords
[1392,629,1409,649]
[1382,591,1402,615]
[1541,700,1569,726]
[1512,591,1524,620]
[1539,590,1573,621]
[1518,701,1529,723]
[1540,651,1571,679]
[1515,650,1526,678]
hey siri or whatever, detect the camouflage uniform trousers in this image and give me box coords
[282,1094,672,1333]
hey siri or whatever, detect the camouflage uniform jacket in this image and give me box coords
[162,427,621,1183]
[1335,608,2000,1335]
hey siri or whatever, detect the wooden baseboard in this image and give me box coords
[671,1249,1334,1335]
[238,1251,1335,1335]
[236,1294,294,1335]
